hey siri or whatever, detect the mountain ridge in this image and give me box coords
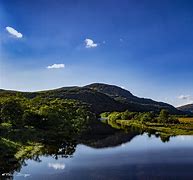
[0,83,184,115]
[178,104,193,113]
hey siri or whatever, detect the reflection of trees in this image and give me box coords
[0,140,22,179]
[0,121,137,178]
[0,120,173,179]
[104,119,172,143]
[42,141,77,159]
[0,141,77,179]
[0,130,77,179]
[160,135,170,143]
[83,131,138,148]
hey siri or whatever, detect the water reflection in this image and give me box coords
[48,162,65,170]
[0,128,78,179]
[0,121,190,179]
[106,119,173,143]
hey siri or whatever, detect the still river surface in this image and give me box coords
[12,134,193,180]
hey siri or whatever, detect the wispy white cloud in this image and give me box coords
[48,163,65,170]
[5,26,23,38]
[47,64,65,69]
[177,95,193,104]
[84,38,98,48]
[178,95,192,100]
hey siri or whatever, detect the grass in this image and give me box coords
[179,117,193,123]
[107,118,193,136]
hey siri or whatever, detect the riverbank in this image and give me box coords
[105,117,193,136]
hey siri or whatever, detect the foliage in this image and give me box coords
[158,109,169,123]
[108,112,122,122]
[0,95,96,137]
[140,112,155,123]
[101,109,180,124]
[158,109,179,124]
[121,110,137,120]
[0,98,24,126]
[100,112,110,118]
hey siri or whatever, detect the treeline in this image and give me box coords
[0,96,95,137]
[101,109,180,124]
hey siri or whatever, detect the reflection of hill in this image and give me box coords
[84,131,138,149]
[81,121,139,148]
[0,120,172,179]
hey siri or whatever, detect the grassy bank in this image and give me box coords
[106,117,193,136]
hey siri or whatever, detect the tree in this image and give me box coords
[29,98,95,136]
[0,96,95,136]
[100,112,110,118]
[108,112,122,121]
[140,112,156,123]
[22,110,42,128]
[0,98,24,127]
[168,116,180,124]
[158,109,169,123]
[121,110,136,120]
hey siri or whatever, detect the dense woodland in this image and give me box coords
[101,109,180,124]
[0,95,95,137]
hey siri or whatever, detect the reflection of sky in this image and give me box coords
[15,173,30,178]
[14,134,193,179]
[76,134,193,155]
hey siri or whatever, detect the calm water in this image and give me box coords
[11,134,193,180]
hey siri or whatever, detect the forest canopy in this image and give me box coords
[0,96,95,137]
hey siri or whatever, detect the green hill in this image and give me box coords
[0,83,183,114]
[85,83,181,114]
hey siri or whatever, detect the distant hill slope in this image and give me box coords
[178,104,193,113]
[85,83,169,106]
[39,87,128,114]
[85,83,181,114]
[0,83,183,114]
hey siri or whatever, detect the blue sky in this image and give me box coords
[0,0,193,107]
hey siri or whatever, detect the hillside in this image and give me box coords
[178,104,193,113]
[85,83,170,106]
[0,83,182,114]
[85,83,181,114]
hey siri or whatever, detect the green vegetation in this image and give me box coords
[100,110,193,136]
[0,83,185,115]
[0,94,96,176]
[105,109,179,124]
[0,96,95,135]
[85,83,182,114]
